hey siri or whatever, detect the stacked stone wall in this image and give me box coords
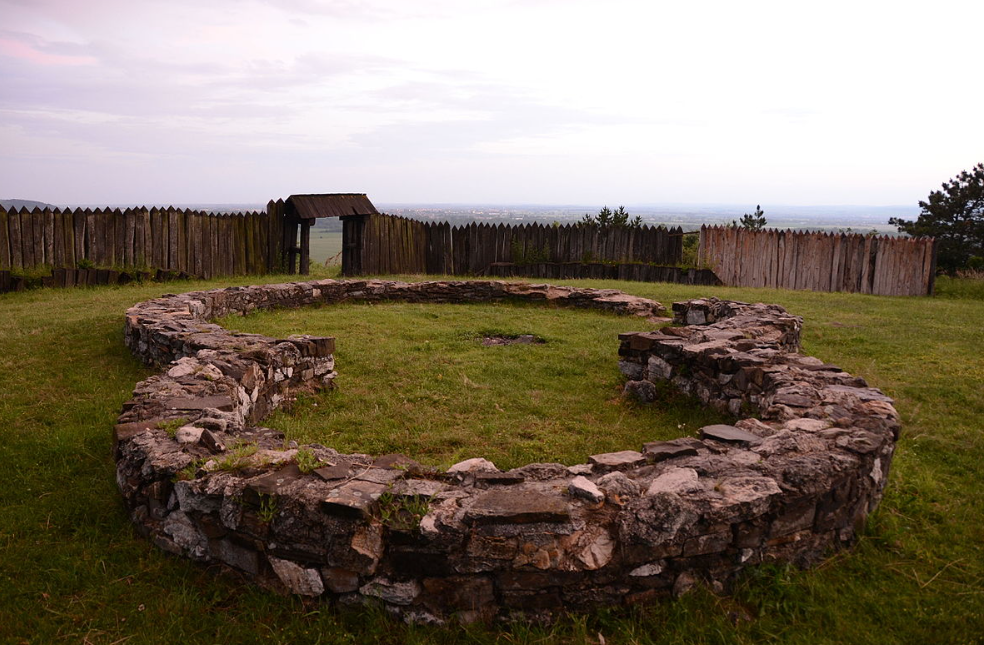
[114,280,899,623]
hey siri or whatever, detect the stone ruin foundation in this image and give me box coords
[114,279,899,623]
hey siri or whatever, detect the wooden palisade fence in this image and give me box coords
[0,204,285,282]
[698,225,937,296]
[1,202,939,297]
[343,214,685,277]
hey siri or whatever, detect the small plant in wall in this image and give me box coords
[173,457,207,482]
[257,494,278,524]
[294,446,324,474]
[375,492,432,532]
[213,440,260,472]
[158,417,189,438]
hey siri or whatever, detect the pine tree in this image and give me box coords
[732,205,767,230]
[890,163,984,272]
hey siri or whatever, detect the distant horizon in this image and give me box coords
[1,197,920,211]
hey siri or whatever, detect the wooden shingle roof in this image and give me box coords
[286,193,379,219]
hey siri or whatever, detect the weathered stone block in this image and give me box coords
[589,450,647,471]
[464,488,570,526]
[701,424,763,446]
[269,556,324,597]
[321,481,387,517]
[642,437,701,462]
[568,476,605,504]
[647,467,701,495]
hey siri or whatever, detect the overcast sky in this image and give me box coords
[1,0,982,207]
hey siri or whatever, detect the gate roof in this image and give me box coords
[286,193,379,219]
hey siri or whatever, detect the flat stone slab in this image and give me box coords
[772,392,816,408]
[447,457,498,474]
[355,468,405,485]
[464,488,570,525]
[642,438,701,462]
[700,424,763,446]
[314,462,353,481]
[321,480,387,517]
[647,467,701,495]
[475,471,525,486]
[588,450,647,471]
[246,464,303,497]
[164,395,235,411]
[113,418,163,447]
[568,476,605,503]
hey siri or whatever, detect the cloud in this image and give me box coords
[0,31,96,66]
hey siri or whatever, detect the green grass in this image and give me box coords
[218,300,726,470]
[308,231,343,266]
[1,268,982,644]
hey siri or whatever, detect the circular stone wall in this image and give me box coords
[115,279,899,623]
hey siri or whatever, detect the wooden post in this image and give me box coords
[299,219,311,275]
[341,214,365,276]
[0,208,9,271]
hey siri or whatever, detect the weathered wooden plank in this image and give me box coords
[208,213,225,277]
[0,208,10,270]
[135,208,149,269]
[298,218,310,275]
[106,208,118,267]
[201,213,212,278]
[51,208,64,267]
[18,209,34,269]
[184,212,196,276]
[782,229,796,290]
[41,208,54,266]
[62,209,75,268]
[111,208,123,268]
[27,208,42,268]
[252,212,263,274]
[96,208,110,266]
[878,238,894,296]
[255,210,266,274]
[87,208,100,267]
[198,212,208,278]
[234,215,245,274]
[243,213,254,275]
[80,208,97,267]
[212,215,223,276]
[901,239,916,296]
[270,200,284,273]
[71,208,84,267]
[898,239,913,296]
[861,236,875,294]
[243,213,258,275]
[910,239,924,296]
[228,216,239,276]
[216,215,227,276]
[148,208,161,270]
[122,209,134,268]
[880,236,894,296]
[165,209,177,271]
[829,234,842,293]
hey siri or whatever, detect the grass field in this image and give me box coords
[1,269,982,644]
[308,231,343,266]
